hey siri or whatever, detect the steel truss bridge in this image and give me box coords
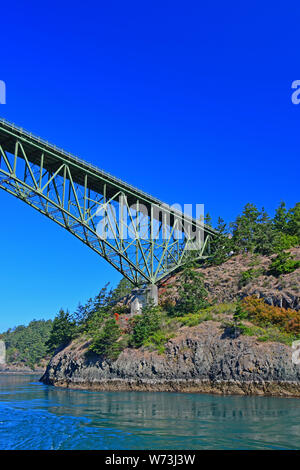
[0,119,217,285]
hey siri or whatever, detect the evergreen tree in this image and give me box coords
[204,212,212,227]
[89,318,122,360]
[93,283,112,312]
[1,320,53,368]
[254,207,274,255]
[175,262,210,314]
[46,309,76,352]
[111,277,133,303]
[287,202,300,239]
[130,304,160,348]
[231,203,260,253]
[209,217,232,265]
[73,303,88,326]
[273,201,289,233]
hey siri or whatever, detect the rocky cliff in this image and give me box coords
[41,321,300,396]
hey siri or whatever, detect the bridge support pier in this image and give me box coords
[0,340,6,365]
[130,284,158,315]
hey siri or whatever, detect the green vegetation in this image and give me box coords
[176,263,210,313]
[110,277,133,303]
[89,318,123,360]
[130,304,160,348]
[43,199,299,358]
[209,216,233,265]
[143,330,173,355]
[224,296,300,345]
[46,309,76,352]
[239,268,264,287]
[268,251,300,277]
[45,277,133,354]
[0,320,53,368]
[165,261,210,316]
[237,324,294,345]
[208,201,300,266]
[177,310,214,327]
[2,201,299,365]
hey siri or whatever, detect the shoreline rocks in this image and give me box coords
[41,321,300,397]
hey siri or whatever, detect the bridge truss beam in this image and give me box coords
[0,120,217,285]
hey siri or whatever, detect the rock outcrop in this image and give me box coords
[41,321,300,397]
[158,247,300,311]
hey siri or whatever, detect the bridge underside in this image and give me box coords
[0,120,217,285]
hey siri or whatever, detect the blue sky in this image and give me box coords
[0,1,299,330]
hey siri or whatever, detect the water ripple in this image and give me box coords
[0,374,300,450]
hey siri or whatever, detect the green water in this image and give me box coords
[0,373,300,450]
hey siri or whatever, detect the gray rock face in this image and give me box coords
[243,290,300,311]
[0,341,6,364]
[158,249,300,312]
[41,322,300,396]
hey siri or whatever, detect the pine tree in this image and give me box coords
[176,262,210,314]
[111,277,133,303]
[273,201,288,233]
[93,283,112,311]
[231,203,260,253]
[204,212,212,227]
[254,207,274,255]
[73,303,88,325]
[209,217,232,265]
[287,202,300,239]
[46,309,76,352]
[89,319,122,360]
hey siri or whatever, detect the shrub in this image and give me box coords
[89,318,122,360]
[206,303,236,316]
[221,298,300,345]
[241,296,300,334]
[239,268,264,287]
[144,330,172,354]
[130,305,161,348]
[268,251,300,277]
[238,323,294,345]
[174,263,210,315]
[178,310,214,327]
[272,233,299,252]
[233,300,248,322]
[112,304,131,314]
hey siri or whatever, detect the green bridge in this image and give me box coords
[0,119,217,286]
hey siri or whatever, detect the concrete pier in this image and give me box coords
[130,284,158,315]
[0,340,6,365]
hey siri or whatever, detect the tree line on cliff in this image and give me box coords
[208,201,300,267]
[0,320,53,368]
